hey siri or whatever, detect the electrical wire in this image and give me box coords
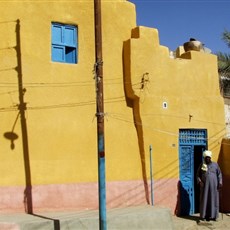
[107,112,227,142]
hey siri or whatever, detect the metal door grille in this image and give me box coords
[179,129,207,145]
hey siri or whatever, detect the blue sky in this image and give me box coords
[129,0,230,54]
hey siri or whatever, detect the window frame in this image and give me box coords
[51,22,78,64]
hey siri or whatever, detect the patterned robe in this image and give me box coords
[196,162,222,219]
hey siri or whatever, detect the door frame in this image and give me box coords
[179,129,207,215]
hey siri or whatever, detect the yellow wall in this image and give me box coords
[123,26,226,180]
[219,138,230,212]
[0,0,226,212]
[0,0,138,187]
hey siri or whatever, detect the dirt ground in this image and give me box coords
[173,213,230,230]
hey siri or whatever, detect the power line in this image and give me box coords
[107,112,227,141]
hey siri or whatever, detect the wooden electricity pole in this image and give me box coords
[94,0,107,229]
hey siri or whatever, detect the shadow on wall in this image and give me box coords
[15,18,33,215]
[218,138,230,212]
[122,39,150,205]
[2,19,61,230]
[1,19,33,213]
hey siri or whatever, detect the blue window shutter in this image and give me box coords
[52,24,63,44]
[64,26,76,46]
[52,45,65,62]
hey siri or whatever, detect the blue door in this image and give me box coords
[179,129,207,215]
[179,145,194,215]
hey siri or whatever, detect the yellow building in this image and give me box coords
[0,0,226,215]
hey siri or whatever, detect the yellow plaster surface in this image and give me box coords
[0,1,225,188]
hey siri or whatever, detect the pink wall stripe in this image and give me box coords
[0,179,178,214]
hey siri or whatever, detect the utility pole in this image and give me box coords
[94,0,107,229]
